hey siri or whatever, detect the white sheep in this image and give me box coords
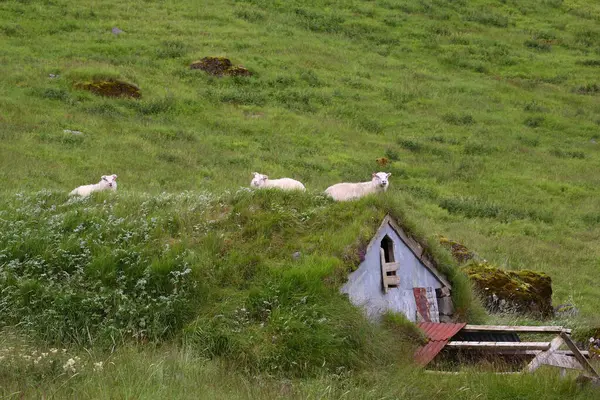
[325,172,391,201]
[250,172,306,191]
[69,174,118,197]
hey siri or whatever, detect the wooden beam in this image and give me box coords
[559,332,600,378]
[527,336,564,373]
[447,341,551,351]
[463,325,571,334]
[543,354,584,371]
[556,350,590,357]
[424,370,521,375]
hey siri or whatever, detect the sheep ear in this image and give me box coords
[372,173,377,178]
[252,172,258,177]
[112,174,117,180]
[387,173,392,178]
[263,175,268,180]
[101,175,106,180]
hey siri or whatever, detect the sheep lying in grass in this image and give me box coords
[325,172,391,201]
[69,174,118,197]
[250,172,306,191]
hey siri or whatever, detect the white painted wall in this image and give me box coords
[341,223,443,321]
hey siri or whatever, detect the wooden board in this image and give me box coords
[543,354,584,370]
[463,325,571,334]
[560,332,599,378]
[527,336,564,372]
[447,341,551,350]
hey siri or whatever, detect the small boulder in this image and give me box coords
[190,56,252,77]
[112,27,124,35]
[462,261,553,318]
[74,79,141,99]
[554,303,579,318]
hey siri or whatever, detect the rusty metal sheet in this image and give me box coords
[414,322,467,366]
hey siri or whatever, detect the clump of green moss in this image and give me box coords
[191,56,252,77]
[74,79,141,98]
[439,236,475,264]
[462,261,553,318]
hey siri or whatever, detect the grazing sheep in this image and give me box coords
[69,174,118,197]
[325,172,391,201]
[250,172,306,191]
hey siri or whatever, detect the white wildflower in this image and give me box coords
[63,358,76,373]
[50,348,58,354]
[93,361,104,372]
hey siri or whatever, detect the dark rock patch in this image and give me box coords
[191,56,252,77]
[74,79,141,99]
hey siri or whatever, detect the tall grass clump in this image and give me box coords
[0,191,205,345]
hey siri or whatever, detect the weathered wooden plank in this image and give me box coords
[543,354,584,370]
[560,332,600,378]
[526,336,564,373]
[447,341,551,350]
[463,325,571,334]
[424,370,521,375]
[556,350,590,357]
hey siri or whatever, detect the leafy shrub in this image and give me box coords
[439,196,552,223]
[577,59,600,67]
[574,83,600,95]
[524,39,551,52]
[129,96,177,115]
[358,118,383,133]
[467,11,509,28]
[443,112,474,125]
[234,7,266,22]
[156,40,188,59]
[574,29,600,47]
[294,8,344,33]
[523,101,547,113]
[32,88,71,102]
[385,147,400,161]
[517,135,540,147]
[524,116,545,128]
[397,138,423,153]
[550,149,585,159]
[0,191,203,346]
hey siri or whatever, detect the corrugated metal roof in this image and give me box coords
[414,322,466,366]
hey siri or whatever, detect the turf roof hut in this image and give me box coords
[341,215,453,323]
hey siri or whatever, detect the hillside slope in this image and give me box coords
[4,0,599,317]
[2,0,600,321]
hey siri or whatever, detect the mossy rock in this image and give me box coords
[439,236,475,264]
[74,79,141,99]
[190,56,252,77]
[462,261,553,318]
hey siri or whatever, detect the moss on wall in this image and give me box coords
[462,261,553,318]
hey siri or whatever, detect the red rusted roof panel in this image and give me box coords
[414,322,466,366]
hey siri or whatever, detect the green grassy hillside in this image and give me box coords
[2,0,600,318]
[2,0,600,397]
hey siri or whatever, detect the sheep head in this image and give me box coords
[99,174,118,189]
[372,172,391,191]
[251,172,268,188]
